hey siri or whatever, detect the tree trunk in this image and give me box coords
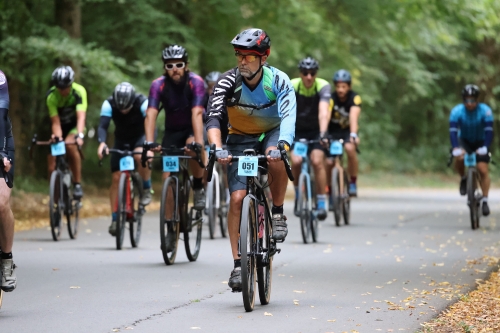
[55,0,81,80]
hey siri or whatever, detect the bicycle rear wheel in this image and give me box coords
[130,173,143,248]
[219,166,228,238]
[207,173,217,239]
[257,201,273,305]
[342,171,350,225]
[116,173,128,250]
[298,173,311,243]
[467,168,480,230]
[184,179,203,261]
[49,171,62,241]
[66,180,79,239]
[160,177,180,265]
[331,167,342,226]
[240,196,257,312]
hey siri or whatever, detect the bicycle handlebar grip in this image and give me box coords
[141,144,150,168]
[0,161,13,189]
[215,150,229,159]
[277,142,294,182]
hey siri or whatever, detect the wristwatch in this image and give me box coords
[77,132,85,140]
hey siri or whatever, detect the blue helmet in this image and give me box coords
[333,69,351,84]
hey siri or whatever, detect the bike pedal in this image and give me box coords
[231,288,242,293]
[276,248,281,254]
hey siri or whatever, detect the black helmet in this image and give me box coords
[231,28,271,56]
[298,57,319,70]
[162,45,188,62]
[113,82,136,111]
[462,84,480,98]
[205,71,221,84]
[52,66,74,89]
[333,69,351,84]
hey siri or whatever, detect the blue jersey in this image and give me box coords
[449,103,493,147]
[206,66,296,145]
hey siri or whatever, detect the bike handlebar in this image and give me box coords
[29,134,84,160]
[0,158,13,189]
[98,146,143,167]
[206,143,294,182]
[141,142,205,169]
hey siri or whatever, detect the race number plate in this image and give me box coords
[293,142,308,158]
[330,141,343,155]
[464,153,477,167]
[119,156,134,171]
[163,156,179,172]
[238,156,258,177]
[51,141,66,156]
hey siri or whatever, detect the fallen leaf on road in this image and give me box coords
[70,286,80,289]
[376,286,383,289]
[433,263,444,267]
[264,312,273,316]
[293,290,305,293]
[125,328,133,330]
[293,300,299,305]
[222,281,228,284]
[327,319,336,322]
[52,268,59,271]
[190,327,201,330]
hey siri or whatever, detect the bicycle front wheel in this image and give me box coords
[206,173,217,239]
[331,167,342,226]
[116,173,129,250]
[130,173,143,248]
[467,168,480,230]
[49,171,62,241]
[257,201,272,305]
[160,177,180,265]
[298,173,311,243]
[218,166,228,238]
[342,171,350,225]
[240,196,257,312]
[183,179,203,261]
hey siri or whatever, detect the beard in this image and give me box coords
[238,66,255,78]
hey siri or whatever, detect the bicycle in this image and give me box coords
[292,139,319,243]
[99,146,145,249]
[206,142,294,312]
[204,146,228,239]
[0,158,13,310]
[447,150,490,230]
[30,134,83,241]
[142,143,205,265]
[328,139,358,227]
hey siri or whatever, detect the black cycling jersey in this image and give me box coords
[328,90,362,132]
[0,70,13,152]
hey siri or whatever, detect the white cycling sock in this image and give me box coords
[481,196,488,203]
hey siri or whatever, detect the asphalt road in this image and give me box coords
[2,189,500,333]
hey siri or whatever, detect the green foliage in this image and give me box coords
[2,0,500,183]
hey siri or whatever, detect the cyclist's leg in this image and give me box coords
[184,129,205,209]
[344,139,358,196]
[64,129,82,183]
[477,162,490,196]
[131,136,152,205]
[310,146,328,219]
[291,151,303,187]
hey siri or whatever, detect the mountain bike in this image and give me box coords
[206,142,294,312]
[99,146,145,249]
[0,159,13,310]
[292,139,319,243]
[30,134,83,241]
[142,142,205,265]
[328,139,354,227]
[205,161,228,239]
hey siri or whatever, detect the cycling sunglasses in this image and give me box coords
[301,70,317,77]
[464,98,477,104]
[164,62,186,70]
[235,52,259,63]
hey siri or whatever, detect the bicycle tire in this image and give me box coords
[342,171,350,225]
[207,172,217,239]
[257,200,273,305]
[467,168,479,230]
[160,177,180,265]
[66,180,79,239]
[116,172,128,250]
[183,178,203,262]
[298,173,311,243]
[331,167,342,226]
[130,173,143,248]
[240,196,257,312]
[49,171,62,241]
[0,288,3,309]
[219,166,229,238]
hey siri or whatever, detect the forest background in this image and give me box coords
[2,0,500,191]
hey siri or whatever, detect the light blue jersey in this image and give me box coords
[449,103,493,146]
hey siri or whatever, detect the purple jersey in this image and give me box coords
[0,70,9,110]
[148,72,206,130]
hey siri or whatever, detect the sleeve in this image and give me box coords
[0,109,7,152]
[140,99,148,117]
[206,69,236,132]
[98,116,111,143]
[273,70,296,144]
[147,78,162,111]
[100,100,112,117]
[449,106,460,148]
[75,84,88,112]
[483,104,494,147]
[318,84,332,103]
[0,71,9,110]
[352,94,362,107]
[46,93,59,118]
[190,74,207,108]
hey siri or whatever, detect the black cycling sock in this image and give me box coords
[193,177,203,190]
[272,204,284,215]
[1,252,12,259]
[234,259,241,268]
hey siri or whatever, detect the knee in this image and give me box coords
[0,192,11,214]
[311,154,325,169]
[291,154,302,166]
[344,144,356,156]
[112,172,121,183]
[230,191,245,210]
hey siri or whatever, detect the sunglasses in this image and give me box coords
[464,98,477,104]
[235,52,259,63]
[164,62,185,70]
[301,70,317,77]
